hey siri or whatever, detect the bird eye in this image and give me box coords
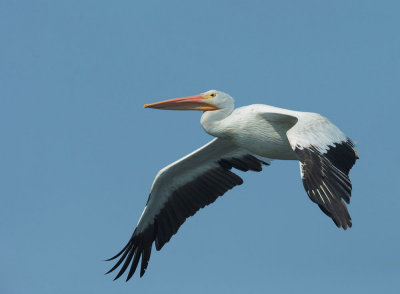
[210,93,216,97]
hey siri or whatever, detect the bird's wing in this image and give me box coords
[106,138,270,281]
[286,113,358,229]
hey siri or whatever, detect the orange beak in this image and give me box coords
[144,94,219,111]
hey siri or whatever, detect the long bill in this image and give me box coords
[144,94,219,111]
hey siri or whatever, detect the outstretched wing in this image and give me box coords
[287,113,359,229]
[106,138,270,281]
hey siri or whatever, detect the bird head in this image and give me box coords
[144,90,234,111]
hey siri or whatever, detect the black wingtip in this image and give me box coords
[140,270,145,278]
[105,246,131,276]
[105,268,114,275]
[105,255,120,262]
[332,215,352,231]
[341,219,352,230]
[105,251,123,262]
[106,227,155,281]
[105,239,132,261]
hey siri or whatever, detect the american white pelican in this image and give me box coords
[106,90,359,281]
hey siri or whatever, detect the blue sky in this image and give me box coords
[1,1,399,293]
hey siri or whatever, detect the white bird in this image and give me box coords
[106,90,359,281]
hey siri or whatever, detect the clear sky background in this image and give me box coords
[1,1,399,293]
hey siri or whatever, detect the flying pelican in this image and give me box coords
[106,90,359,281]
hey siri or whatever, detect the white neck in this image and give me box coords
[200,106,234,138]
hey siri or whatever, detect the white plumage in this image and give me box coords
[106,90,359,281]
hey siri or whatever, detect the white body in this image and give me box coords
[202,104,300,159]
